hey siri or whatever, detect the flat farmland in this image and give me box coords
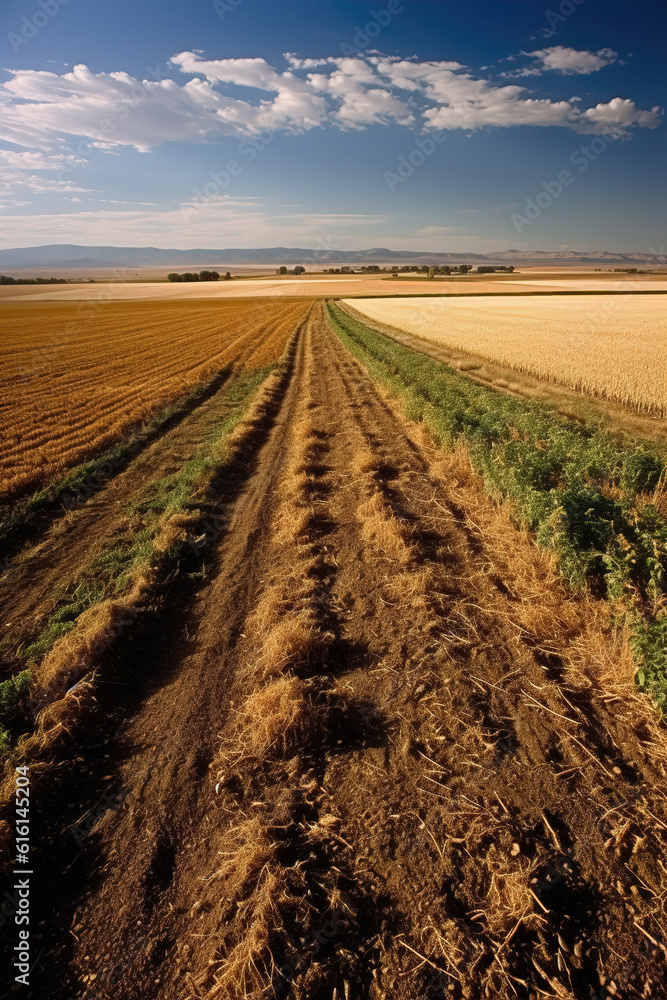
[3,271,666,303]
[343,293,667,417]
[0,298,309,499]
[1,302,667,1000]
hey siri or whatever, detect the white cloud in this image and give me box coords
[0,149,88,170]
[0,195,383,249]
[579,97,663,134]
[0,53,659,157]
[307,58,414,127]
[499,67,543,79]
[528,46,619,75]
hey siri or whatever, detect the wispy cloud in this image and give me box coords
[500,46,620,80]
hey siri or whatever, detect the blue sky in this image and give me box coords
[0,0,664,251]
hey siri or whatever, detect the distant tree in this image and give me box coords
[278,266,288,275]
[458,264,472,275]
[199,270,220,281]
[427,267,436,280]
[223,271,232,280]
[293,265,305,275]
[0,274,67,284]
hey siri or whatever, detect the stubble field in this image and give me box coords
[0,298,309,500]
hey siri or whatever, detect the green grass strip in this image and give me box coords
[0,364,277,758]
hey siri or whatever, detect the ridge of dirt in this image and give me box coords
[2,303,666,1000]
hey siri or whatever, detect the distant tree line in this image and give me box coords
[0,274,68,284]
[167,270,232,282]
[475,265,515,274]
[276,265,305,275]
[321,264,514,276]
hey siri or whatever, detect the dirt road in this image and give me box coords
[3,303,667,999]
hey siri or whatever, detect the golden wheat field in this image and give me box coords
[0,298,308,499]
[344,293,667,416]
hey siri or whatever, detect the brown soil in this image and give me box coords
[2,303,667,1000]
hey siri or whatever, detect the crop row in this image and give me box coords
[0,299,309,499]
[344,294,667,417]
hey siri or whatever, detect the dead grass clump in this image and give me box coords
[153,512,200,552]
[481,853,544,940]
[350,448,380,479]
[383,566,436,606]
[272,488,321,547]
[205,817,304,1000]
[34,675,97,744]
[34,599,140,704]
[256,612,330,681]
[220,370,284,459]
[212,815,278,900]
[218,676,320,770]
[358,492,414,565]
[206,870,287,1000]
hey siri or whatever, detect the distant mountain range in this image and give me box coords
[0,244,664,269]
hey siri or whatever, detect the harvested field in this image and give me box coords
[344,294,667,417]
[0,275,542,301]
[0,298,309,499]
[2,303,666,1000]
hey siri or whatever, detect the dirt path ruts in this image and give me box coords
[6,303,667,1000]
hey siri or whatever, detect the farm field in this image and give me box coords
[344,293,667,417]
[1,302,667,999]
[1,270,666,302]
[0,298,309,500]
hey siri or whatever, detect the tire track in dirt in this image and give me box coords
[310,314,667,998]
[4,303,667,1000]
